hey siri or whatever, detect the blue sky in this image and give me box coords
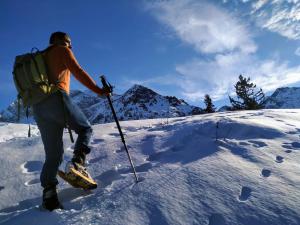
[1,0,300,110]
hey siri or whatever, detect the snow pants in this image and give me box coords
[32,91,93,188]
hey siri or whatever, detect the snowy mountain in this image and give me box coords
[218,87,300,111]
[0,85,203,124]
[264,87,300,109]
[1,109,300,224]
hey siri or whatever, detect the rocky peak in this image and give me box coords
[264,87,300,109]
[166,96,188,107]
[122,84,158,104]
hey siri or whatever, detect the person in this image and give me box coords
[32,31,110,211]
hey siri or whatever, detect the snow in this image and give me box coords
[0,123,39,143]
[1,109,300,225]
[265,87,300,109]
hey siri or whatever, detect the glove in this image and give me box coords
[94,85,111,96]
[102,86,112,96]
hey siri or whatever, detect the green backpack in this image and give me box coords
[12,48,58,108]
[12,48,74,141]
[12,48,59,137]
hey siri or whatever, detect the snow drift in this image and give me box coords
[0,109,300,225]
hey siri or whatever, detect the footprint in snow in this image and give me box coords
[287,131,298,135]
[285,150,292,153]
[239,142,250,146]
[25,178,40,186]
[291,142,300,149]
[261,169,271,177]
[282,142,300,150]
[275,119,285,123]
[109,133,121,137]
[286,124,296,127]
[0,186,4,191]
[238,186,252,202]
[282,144,293,150]
[275,156,284,163]
[248,140,267,148]
[21,161,43,174]
[208,213,226,225]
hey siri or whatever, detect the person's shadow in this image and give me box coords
[0,187,91,224]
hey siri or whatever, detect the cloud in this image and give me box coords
[176,53,300,101]
[295,47,300,56]
[145,0,257,54]
[131,52,300,102]
[142,0,300,103]
[251,0,269,12]
[250,0,300,40]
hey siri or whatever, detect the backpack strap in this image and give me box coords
[59,91,74,143]
[26,107,31,137]
[17,94,21,122]
[67,125,74,143]
[30,48,49,87]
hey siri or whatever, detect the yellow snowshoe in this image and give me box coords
[58,162,98,190]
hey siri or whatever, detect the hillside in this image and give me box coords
[1,110,300,224]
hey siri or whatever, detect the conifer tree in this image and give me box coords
[229,75,265,110]
[204,94,216,113]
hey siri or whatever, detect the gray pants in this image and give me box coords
[33,91,93,188]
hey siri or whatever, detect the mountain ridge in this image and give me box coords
[0,84,203,124]
[264,87,300,109]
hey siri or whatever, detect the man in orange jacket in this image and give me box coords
[32,31,110,211]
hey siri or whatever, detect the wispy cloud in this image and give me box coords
[250,0,300,40]
[142,0,300,102]
[145,0,257,54]
[176,53,300,101]
[295,47,300,56]
[251,0,269,12]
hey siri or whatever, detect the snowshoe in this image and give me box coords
[58,162,98,190]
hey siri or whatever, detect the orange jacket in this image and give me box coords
[45,45,102,95]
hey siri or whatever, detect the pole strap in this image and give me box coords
[26,107,31,137]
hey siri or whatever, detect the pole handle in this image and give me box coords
[100,75,114,93]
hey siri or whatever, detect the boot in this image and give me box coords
[42,185,63,211]
[71,151,86,167]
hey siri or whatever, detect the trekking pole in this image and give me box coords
[100,75,139,183]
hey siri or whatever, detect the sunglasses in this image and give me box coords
[64,39,72,49]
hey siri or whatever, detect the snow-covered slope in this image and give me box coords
[1,109,300,225]
[0,85,203,124]
[265,87,300,109]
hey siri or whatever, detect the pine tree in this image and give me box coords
[229,74,265,110]
[204,94,216,113]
